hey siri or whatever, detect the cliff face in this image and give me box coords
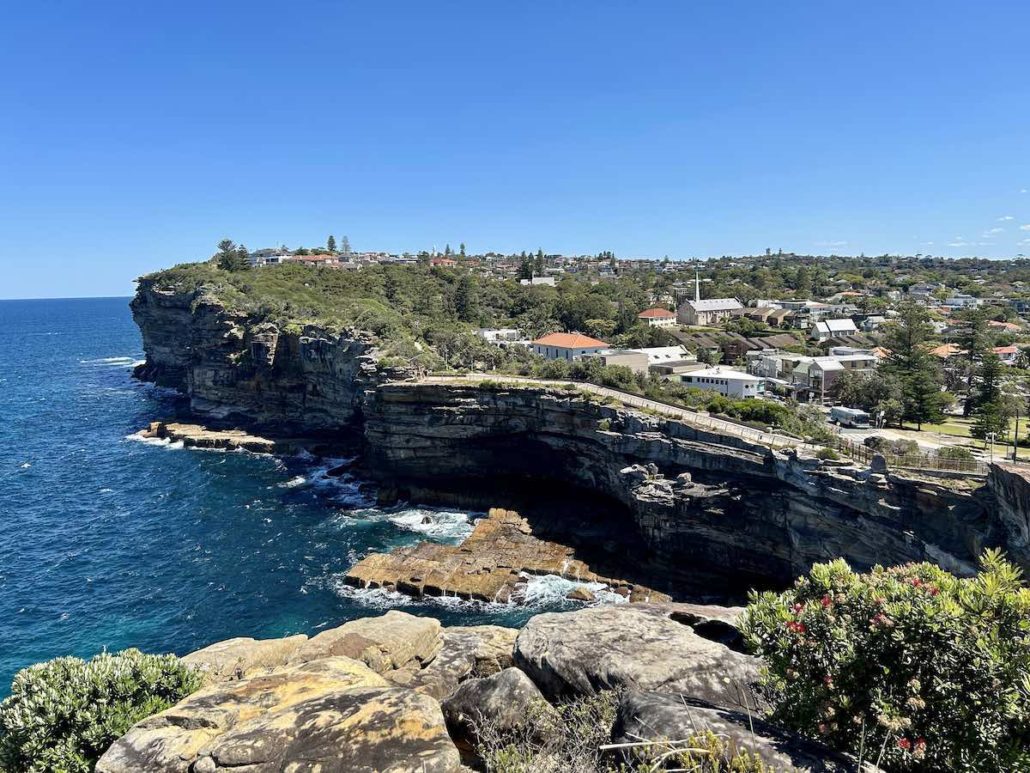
[131,282,1028,594]
[361,383,1018,593]
[131,280,384,432]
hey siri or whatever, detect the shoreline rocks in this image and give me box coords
[135,420,297,454]
[345,507,670,604]
[98,605,876,772]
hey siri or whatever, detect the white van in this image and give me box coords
[830,406,871,428]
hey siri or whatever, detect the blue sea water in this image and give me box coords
[0,298,593,693]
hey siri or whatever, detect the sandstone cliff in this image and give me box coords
[362,382,1018,595]
[131,283,1028,596]
[132,278,385,432]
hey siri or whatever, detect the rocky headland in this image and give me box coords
[131,278,1030,600]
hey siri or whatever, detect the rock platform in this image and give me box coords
[344,507,670,604]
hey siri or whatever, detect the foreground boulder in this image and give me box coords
[385,625,518,699]
[442,667,550,744]
[181,633,308,684]
[514,605,761,711]
[192,686,459,772]
[288,609,441,672]
[613,691,879,772]
[97,657,391,771]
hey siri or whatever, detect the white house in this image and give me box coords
[679,367,766,399]
[477,328,521,344]
[810,318,858,341]
[520,276,556,287]
[637,307,678,328]
[530,332,609,361]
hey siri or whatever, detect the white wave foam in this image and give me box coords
[124,432,185,450]
[279,475,307,489]
[81,356,139,367]
[387,508,475,541]
[518,574,628,607]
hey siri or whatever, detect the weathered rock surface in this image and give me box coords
[385,625,518,699]
[96,656,390,772]
[135,421,300,454]
[346,508,669,604]
[288,610,442,672]
[514,605,761,711]
[192,686,460,772]
[442,667,550,744]
[131,281,387,431]
[181,633,308,684]
[613,690,878,772]
[362,382,1028,591]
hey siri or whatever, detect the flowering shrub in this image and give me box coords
[741,551,1030,772]
[0,649,201,772]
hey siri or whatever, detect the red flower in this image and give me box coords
[927,585,940,596]
[823,674,834,687]
[898,737,912,751]
[792,602,805,614]
[909,577,923,588]
[821,595,832,608]
[914,737,927,751]
[786,621,807,634]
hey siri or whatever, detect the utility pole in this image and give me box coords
[1014,407,1020,462]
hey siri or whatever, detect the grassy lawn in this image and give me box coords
[926,415,1030,461]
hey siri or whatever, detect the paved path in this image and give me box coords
[415,374,809,453]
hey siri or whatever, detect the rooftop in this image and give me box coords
[685,298,744,312]
[637,307,676,318]
[531,332,609,348]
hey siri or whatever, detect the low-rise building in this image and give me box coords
[810,318,858,341]
[530,332,609,361]
[637,307,678,327]
[677,298,744,326]
[679,367,766,399]
[583,349,649,374]
[477,328,522,344]
[520,276,556,287]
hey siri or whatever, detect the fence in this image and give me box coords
[832,434,989,476]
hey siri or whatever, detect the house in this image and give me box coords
[930,343,963,359]
[790,354,878,402]
[994,345,1020,365]
[583,349,649,374]
[860,315,887,332]
[430,257,458,268]
[679,367,766,399]
[287,254,339,267]
[943,293,983,309]
[477,328,521,344]
[530,332,609,361]
[677,298,744,326]
[637,307,678,328]
[989,320,1022,334]
[810,318,858,341]
[520,276,556,287]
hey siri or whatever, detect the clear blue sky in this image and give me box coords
[2,1,1030,298]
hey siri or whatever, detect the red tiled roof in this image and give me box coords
[531,332,609,348]
[288,254,337,262]
[994,345,1019,355]
[638,307,676,319]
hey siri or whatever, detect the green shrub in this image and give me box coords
[937,446,975,462]
[597,418,612,431]
[815,447,840,461]
[741,551,1030,772]
[0,649,202,773]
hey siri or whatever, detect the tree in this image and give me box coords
[341,235,352,256]
[880,302,946,429]
[534,249,545,276]
[971,353,1008,440]
[459,242,466,258]
[216,239,249,272]
[453,274,477,323]
[327,235,337,253]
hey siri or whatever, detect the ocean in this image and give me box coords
[0,297,592,693]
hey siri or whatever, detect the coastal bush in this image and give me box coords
[937,445,975,462]
[815,446,840,461]
[0,649,201,773]
[473,691,770,773]
[741,551,1030,772]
